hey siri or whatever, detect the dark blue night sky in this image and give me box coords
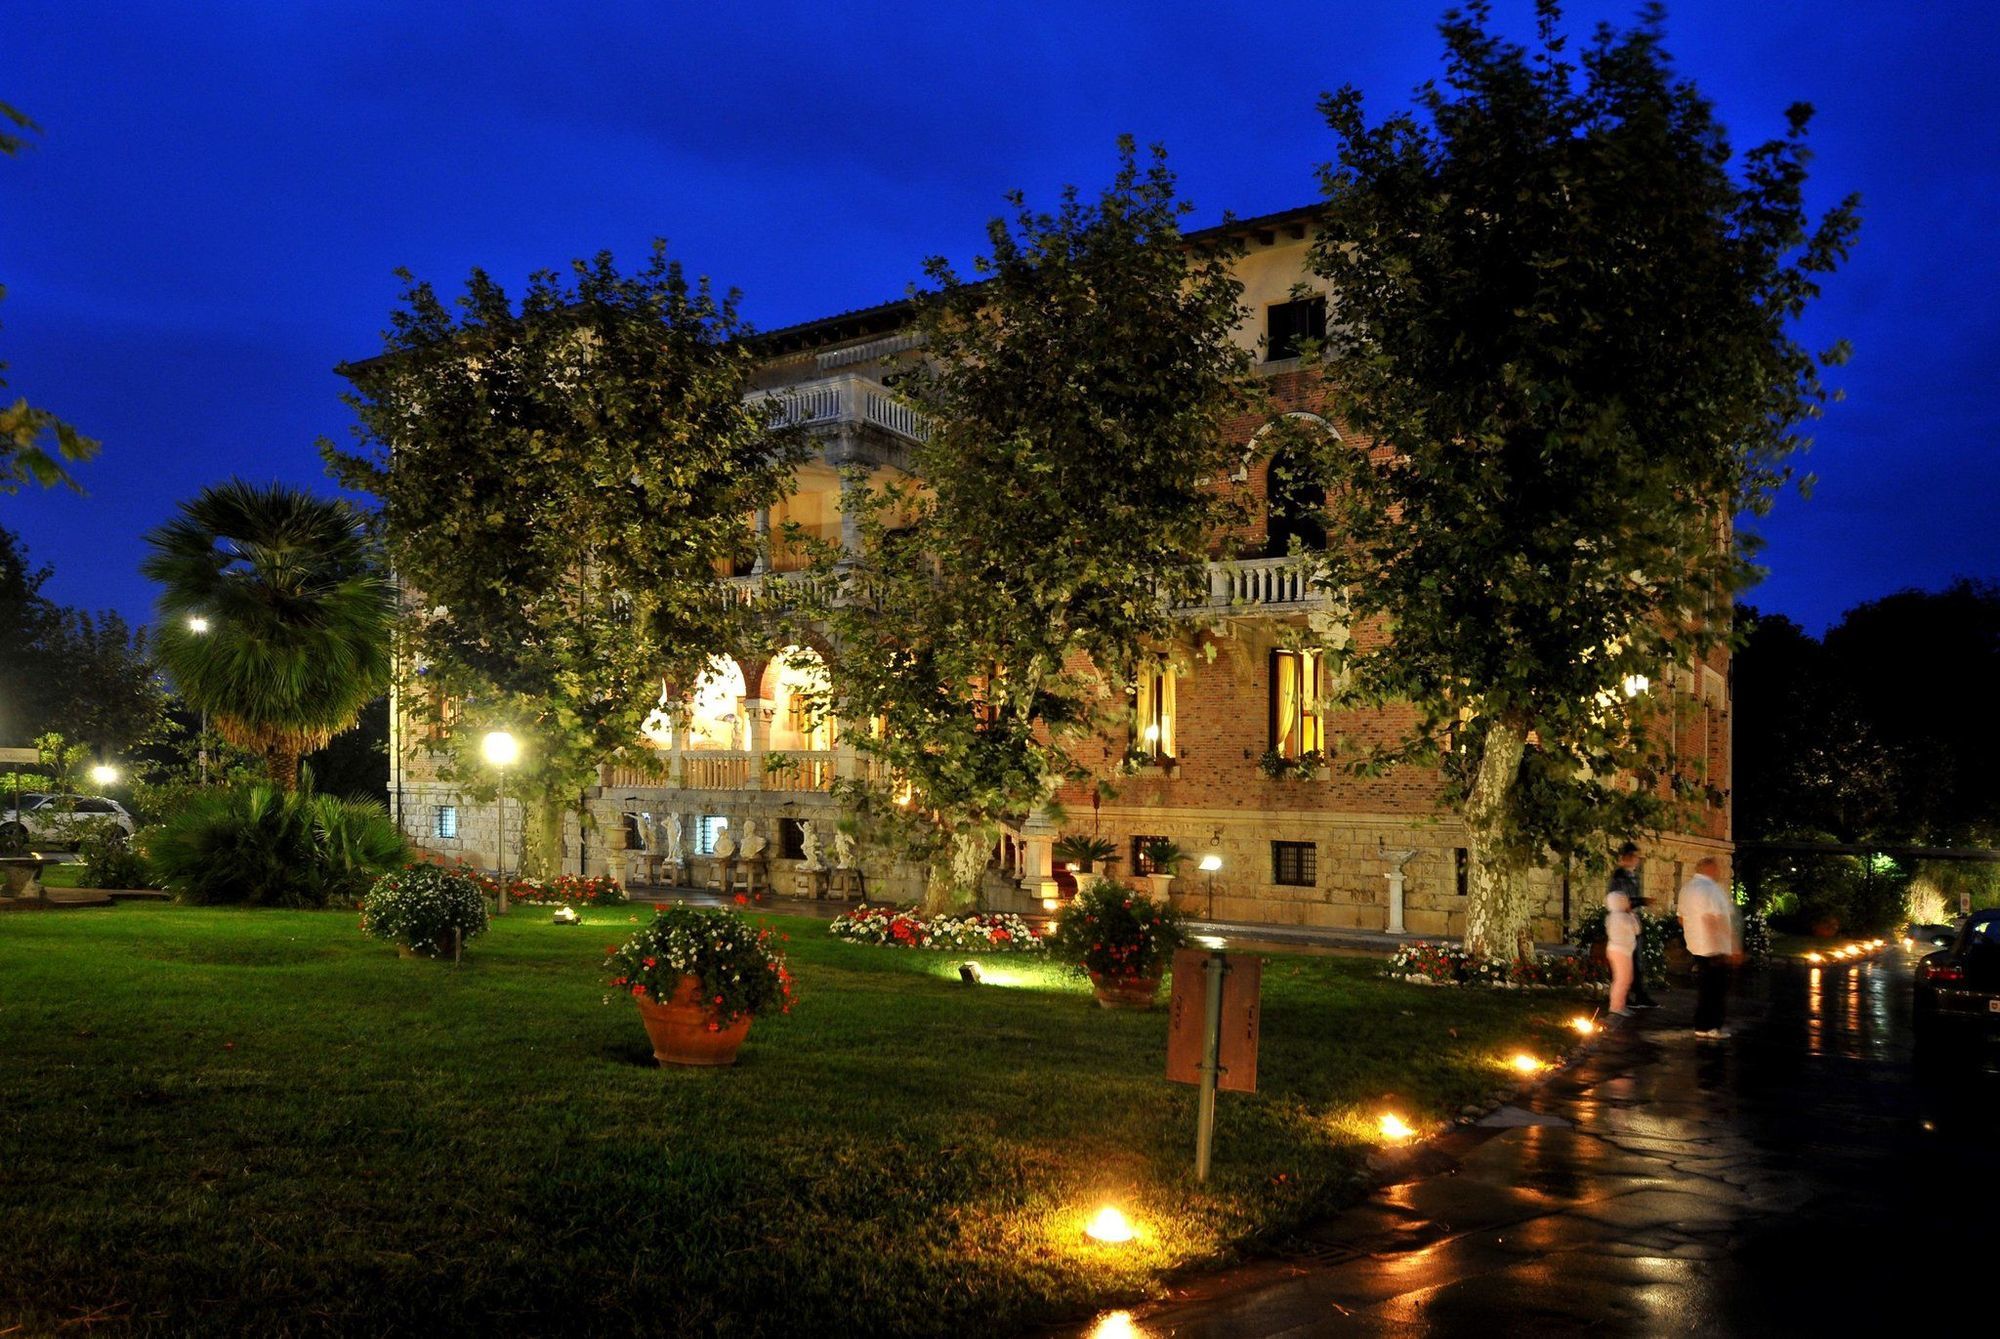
[4,1,1994,633]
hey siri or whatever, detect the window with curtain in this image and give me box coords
[1133,664,1176,761]
[1269,650,1324,758]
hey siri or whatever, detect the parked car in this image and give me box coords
[1913,910,2000,1047]
[0,794,136,852]
[1906,923,1959,950]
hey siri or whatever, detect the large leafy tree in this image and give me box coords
[820,141,1255,912]
[1,101,96,494]
[0,524,165,755]
[1302,2,1858,957]
[143,482,393,790]
[327,245,804,876]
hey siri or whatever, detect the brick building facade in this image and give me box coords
[386,206,1732,941]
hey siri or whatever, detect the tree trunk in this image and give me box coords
[264,738,303,792]
[519,786,566,880]
[1460,721,1536,962]
[921,825,991,916]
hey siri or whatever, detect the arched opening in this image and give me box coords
[683,655,747,750]
[766,645,835,752]
[1256,413,1336,558]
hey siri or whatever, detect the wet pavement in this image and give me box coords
[1072,949,1998,1336]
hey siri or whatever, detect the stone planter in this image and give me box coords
[635,975,753,1067]
[1145,873,1177,901]
[1088,970,1164,1011]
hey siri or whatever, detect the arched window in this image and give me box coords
[1252,413,1337,558]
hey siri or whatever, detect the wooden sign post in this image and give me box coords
[1166,945,1261,1182]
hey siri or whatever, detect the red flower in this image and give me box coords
[734,894,749,905]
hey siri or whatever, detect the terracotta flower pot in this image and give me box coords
[635,975,753,1067]
[1089,970,1163,1011]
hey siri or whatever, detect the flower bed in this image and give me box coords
[497,873,628,908]
[1386,940,1606,990]
[828,904,1045,952]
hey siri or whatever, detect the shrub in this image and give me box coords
[1049,878,1185,980]
[1051,834,1117,870]
[148,784,407,907]
[604,905,794,1023]
[829,904,1045,952]
[361,865,490,957]
[1573,905,1679,981]
[75,817,154,889]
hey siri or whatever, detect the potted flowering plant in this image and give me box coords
[361,865,490,959]
[604,905,794,1067]
[1050,878,1187,1009]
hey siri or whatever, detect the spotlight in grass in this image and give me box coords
[958,961,982,986]
[1806,952,1824,964]
[1509,1052,1542,1075]
[552,906,579,925]
[1569,1015,1597,1036]
[1378,1112,1415,1142]
[1089,1311,1141,1339]
[1085,1206,1136,1244]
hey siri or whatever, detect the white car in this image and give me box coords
[0,793,136,853]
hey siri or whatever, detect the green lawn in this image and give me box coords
[0,906,1583,1336]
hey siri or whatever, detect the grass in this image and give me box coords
[37,860,88,888]
[0,906,1586,1337]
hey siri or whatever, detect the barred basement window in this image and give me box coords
[696,815,730,856]
[1272,841,1316,887]
[434,805,458,839]
[779,818,807,861]
[1132,834,1170,876]
[1456,847,1468,897]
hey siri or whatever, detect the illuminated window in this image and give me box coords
[695,815,730,856]
[1133,665,1176,761]
[434,806,458,840]
[1269,650,1324,758]
[1272,841,1317,887]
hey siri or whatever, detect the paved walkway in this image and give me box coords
[1068,949,1996,1335]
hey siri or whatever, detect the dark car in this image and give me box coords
[1914,910,2000,1044]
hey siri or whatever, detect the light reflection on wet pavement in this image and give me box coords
[1068,950,1996,1335]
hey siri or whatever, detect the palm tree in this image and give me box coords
[143,481,392,790]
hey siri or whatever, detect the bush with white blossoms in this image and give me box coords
[361,864,490,957]
[604,905,794,1023]
[828,904,1046,952]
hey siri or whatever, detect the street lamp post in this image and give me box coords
[187,616,211,784]
[89,763,119,789]
[1199,852,1223,922]
[482,730,520,914]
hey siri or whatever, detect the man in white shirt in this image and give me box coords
[1678,856,1740,1038]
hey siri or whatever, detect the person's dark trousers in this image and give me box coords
[1693,954,1730,1030]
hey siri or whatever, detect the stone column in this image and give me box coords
[838,474,866,558]
[1019,809,1061,907]
[740,699,776,791]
